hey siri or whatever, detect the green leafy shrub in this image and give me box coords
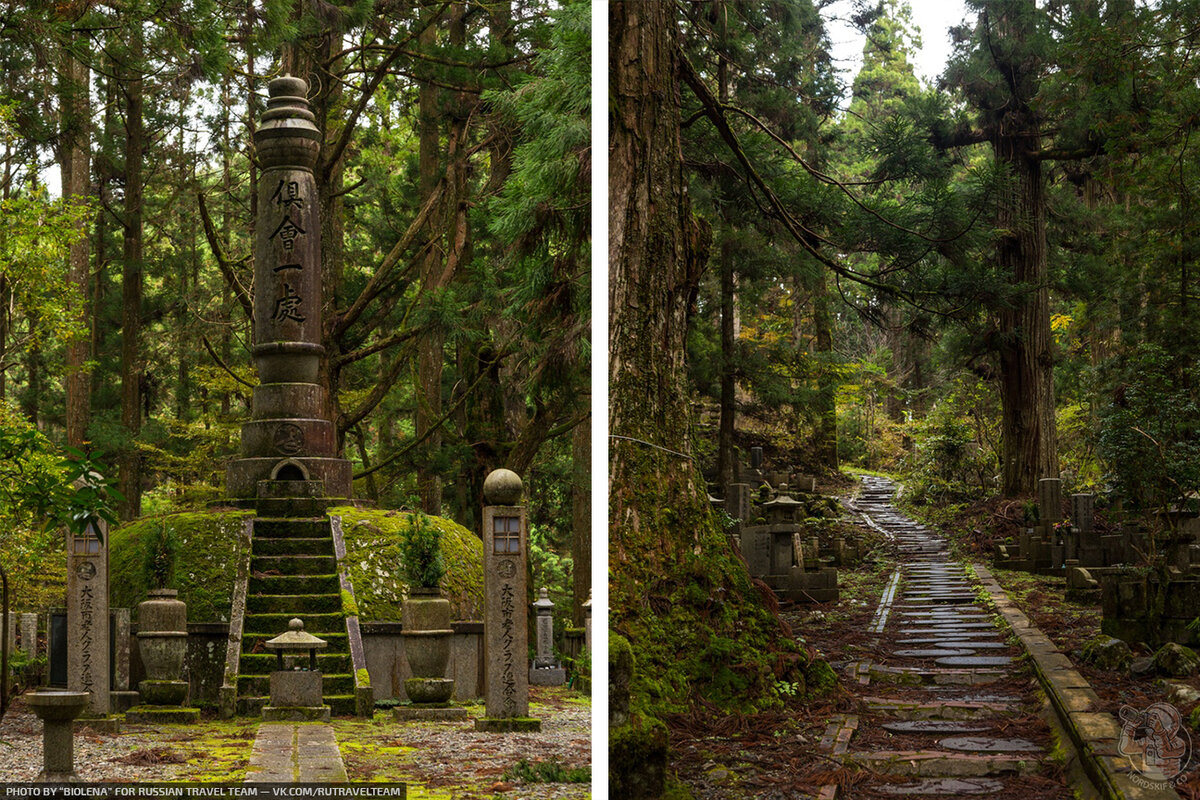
[504,759,590,784]
[397,511,445,588]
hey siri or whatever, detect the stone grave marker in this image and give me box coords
[67,517,108,716]
[20,612,36,654]
[477,469,540,732]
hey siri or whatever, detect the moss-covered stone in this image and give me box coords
[108,507,484,624]
[610,711,668,799]
[1081,634,1133,673]
[331,507,484,621]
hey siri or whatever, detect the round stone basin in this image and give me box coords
[26,691,90,722]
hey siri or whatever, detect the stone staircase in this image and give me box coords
[236,517,357,716]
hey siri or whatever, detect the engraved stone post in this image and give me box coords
[529,588,565,686]
[20,612,37,655]
[1071,494,1095,535]
[477,469,540,732]
[67,519,108,716]
[225,75,352,503]
[1038,477,1063,524]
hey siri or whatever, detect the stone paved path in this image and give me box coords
[245,722,348,782]
[823,476,1069,798]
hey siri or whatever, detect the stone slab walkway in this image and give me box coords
[244,722,348,782]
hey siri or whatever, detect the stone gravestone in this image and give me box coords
[225,75,352,505]
[20,612,36,655]
[529,588,566,686]
[1039,477,1063,525]
[726,483,752,526]
[67,518,108,717]
[477,469,540,732]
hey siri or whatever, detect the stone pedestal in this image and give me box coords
[27,691,89,782]
[262,670,330,722]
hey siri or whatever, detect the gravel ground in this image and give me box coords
[0,687,592,799]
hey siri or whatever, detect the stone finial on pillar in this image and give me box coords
[476,469,541,732]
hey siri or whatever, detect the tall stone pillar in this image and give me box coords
[476,469,540,732]
[226,76,352,502]
[67,519,108,716]
[1038,477,1063,524]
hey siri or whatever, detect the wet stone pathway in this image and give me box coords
[823,476,1069,798]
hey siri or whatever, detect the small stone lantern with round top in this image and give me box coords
[262,618,330,721]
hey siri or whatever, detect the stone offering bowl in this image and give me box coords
[26,691,90,722]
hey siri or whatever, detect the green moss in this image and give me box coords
[355,668,370,687]
[610,711,669,798]
[341,589,359,617]
[109,507,483,625]
[331,507,484,621]
[110,511,254,622]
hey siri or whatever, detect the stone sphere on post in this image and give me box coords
[483,469,523,505]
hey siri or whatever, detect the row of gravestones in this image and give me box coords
[708,448,854,603]
[994,476,1200,650]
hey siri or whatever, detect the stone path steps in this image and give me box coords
[245,722,348,782]
[834,476,1061,797]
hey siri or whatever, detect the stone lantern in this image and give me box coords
[529,588,565,686]
[262,618,330,721]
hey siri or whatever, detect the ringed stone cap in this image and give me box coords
[532,586,554,611]
[265,618,328,651]
[483,468,523,505]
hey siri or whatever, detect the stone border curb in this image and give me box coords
[973,562,1182,800]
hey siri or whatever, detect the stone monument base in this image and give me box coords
[474,717,541,733]
[262,705,331,722]
[75,715,122,734]
[404,677,454,704]
[139,679,188,706]
[529,666,567,686]
[393,704,469,722]
[125,706,200,725]
[110,691,141,713]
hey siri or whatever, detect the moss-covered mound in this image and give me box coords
[332,507,484,621]
[110,511,254,622]
[109,507,484,623]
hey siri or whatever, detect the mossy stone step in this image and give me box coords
[251,574,339,595]
[252,537,334,556]
[246,593,342,614]
[252,518,332,538]
[239,652,351,675]
[243,612,345,634]
[251,555,337,575]
[237,693,356,717]
[236,672,355,697]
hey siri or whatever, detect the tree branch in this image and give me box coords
[197,191,253,321]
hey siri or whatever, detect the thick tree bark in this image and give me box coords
[995,135,1057,496]
[609,0,709,532]
[59,46,91,449]
[119,30,145,520]
[982,1,1059,497]
[416,14,445,515]
[811,269,838,469]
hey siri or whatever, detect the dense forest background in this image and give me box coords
[611,0,1200,720]
[0,0,590,622]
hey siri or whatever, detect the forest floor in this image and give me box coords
[0,686,590,799]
